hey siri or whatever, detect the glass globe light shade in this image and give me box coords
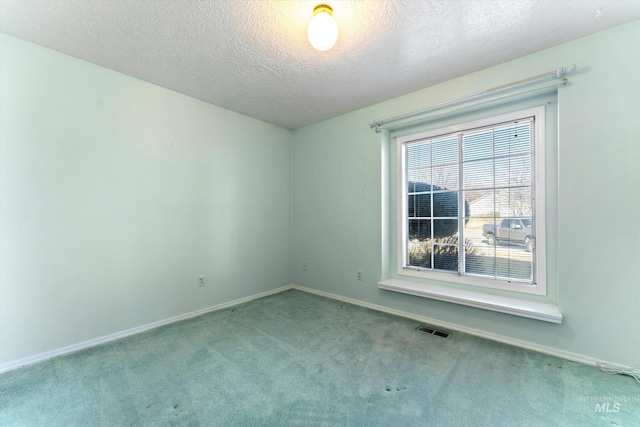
[307,8,338,51]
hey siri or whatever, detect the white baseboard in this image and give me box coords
[292,285,638,371]
[3,284,635,374]
[0,285,294,374]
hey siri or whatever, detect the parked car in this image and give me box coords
[482,218,533,251]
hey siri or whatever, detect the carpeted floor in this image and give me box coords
[1,289,638,426]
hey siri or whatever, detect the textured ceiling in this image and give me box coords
[1,1,639,129]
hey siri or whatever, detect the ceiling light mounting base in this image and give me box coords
[313,4,334,16]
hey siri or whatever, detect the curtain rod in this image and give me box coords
[369,65,576,133]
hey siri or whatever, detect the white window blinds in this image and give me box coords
[404,116,536,284]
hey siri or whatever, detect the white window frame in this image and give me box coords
[395,106,547,296]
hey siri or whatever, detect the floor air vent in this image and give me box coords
[417,325,450,338]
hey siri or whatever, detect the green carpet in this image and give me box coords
[1,290,638,426]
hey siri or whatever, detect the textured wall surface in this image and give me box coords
[1,1,639,129]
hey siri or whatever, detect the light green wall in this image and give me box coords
[0,34,293,365]
[293,20,640,368]
[3,20,640,370]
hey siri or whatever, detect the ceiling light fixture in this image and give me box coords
[307,3,338,51]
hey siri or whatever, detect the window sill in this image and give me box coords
[377,278,562,323]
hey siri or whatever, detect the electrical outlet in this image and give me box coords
[357,270,363,281]
[198,276,205,287]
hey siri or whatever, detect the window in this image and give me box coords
[396,107,546,295]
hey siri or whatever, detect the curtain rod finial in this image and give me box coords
[556,64,576,79]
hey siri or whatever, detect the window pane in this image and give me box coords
[416,193,431,217]
[433,192,458,218]
[434,244,458,271]
[509,187,532,217]
[465,246,495,277]
[496,247,532,281]
[463,130,493,161]
[494,155,531,188]
[495,188,532,217]
[465,189,495,219]
[463,159,493,190]
[431,136,458,165]
[462,215,486,251]
[407,143,431,169]
[494,123,531,157]
[408,219,431,241]
[433,219,458,240]
[408,168,430,187]
[408,241,431,268]
[432,164,459,190]
[408,193,431,218]
[463,214,494,277]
